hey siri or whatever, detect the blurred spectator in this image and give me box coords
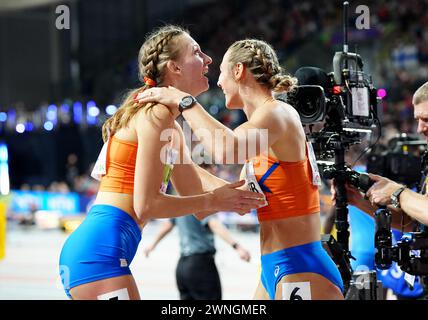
[20,184,30,191]
[32,184,45,192]
[48,181,70,193]
[144,215,251,300]
[65,153,80,191]
[18,202,37,227]
[74,174,99,197]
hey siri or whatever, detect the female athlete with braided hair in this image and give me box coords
[137,39,344,300]
[58,27,264,300]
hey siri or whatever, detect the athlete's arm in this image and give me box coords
[179,103,285,164]
[170,121,205,195]
[170,121,227,194]
[133,105,263,220]
[134,87,286,163]
[169,121,240,220]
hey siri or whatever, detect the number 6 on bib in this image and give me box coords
[282,282,311,300]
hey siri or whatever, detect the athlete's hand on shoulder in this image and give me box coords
[210,180,265,213]
[135,86,188,115]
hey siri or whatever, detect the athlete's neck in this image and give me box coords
[241,85,275,119]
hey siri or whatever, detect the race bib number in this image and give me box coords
[97,288,130,300]
[282,282,312,300]
[307,142,322,186]
[243,161,268,207]
[91,140,109,181]
[160,147,178,193]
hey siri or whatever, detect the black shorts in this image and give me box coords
[176,253,221,300]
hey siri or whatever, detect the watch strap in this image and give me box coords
[391,186,406,208]
[178,95,196,113]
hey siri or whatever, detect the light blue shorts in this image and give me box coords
[59,205,141,299]
[261,241,344,299]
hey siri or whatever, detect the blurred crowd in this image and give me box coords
[119,0,428,137]
[18,153,99,198]
[183,0,428,137]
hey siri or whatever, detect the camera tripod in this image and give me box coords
[317,129,385,300]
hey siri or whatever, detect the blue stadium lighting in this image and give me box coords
[209,105,219,115]
[105,105,117,116]
[87,100,96,108]
[7,109,16,123]
[44,121,54,131]
[73,102,83,124]
[0,112,6,122]
[46,104,58,122]
[48,104,57,112]
[60,104,70,113]
[0,142,9,195]
[88,106,100,117]
[0,143,8,162]
[25,122,34,132]
[16,123,25,134]
[86,114,97,125]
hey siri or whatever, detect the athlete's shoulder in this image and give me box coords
[277,100,299,115]
[134,103,174,128]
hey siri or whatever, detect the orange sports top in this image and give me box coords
[251,151,320,222]
[99,136,138,194]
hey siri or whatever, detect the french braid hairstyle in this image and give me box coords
[226,39,297,93]
[102,25,188,142]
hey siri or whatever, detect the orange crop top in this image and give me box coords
[99,136,138,194]
[250,152,320,222]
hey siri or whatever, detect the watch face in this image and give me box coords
[391,196,398,208]
[182,96,193,107]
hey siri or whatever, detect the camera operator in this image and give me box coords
[335,81,428,229]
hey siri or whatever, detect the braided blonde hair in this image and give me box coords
[226,39,297,93]
[101,25,187,142]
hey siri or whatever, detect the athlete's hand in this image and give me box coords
[234,182,267,215]
[135,86,187,116]
[211,180,265,213]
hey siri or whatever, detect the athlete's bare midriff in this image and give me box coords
[259,212,321,255]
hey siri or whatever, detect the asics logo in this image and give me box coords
[274,265,280,277]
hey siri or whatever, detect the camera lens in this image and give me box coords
[300,100,317,117]
[290,85,326,123]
